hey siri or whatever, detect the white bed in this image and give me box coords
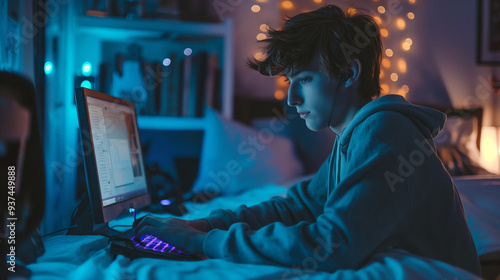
[27,104,500,280]
[27,175,499,280]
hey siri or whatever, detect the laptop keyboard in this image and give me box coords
[131,234,191,257]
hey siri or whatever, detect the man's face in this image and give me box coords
[287,59,342,131]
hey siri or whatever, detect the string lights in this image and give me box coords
[375,0,415,97]
[251,0,415,100]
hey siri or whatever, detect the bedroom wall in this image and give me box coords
[403,0,495,109]
[225,0,281,100]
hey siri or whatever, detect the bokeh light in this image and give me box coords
[257,33,267,41]
[398,58,407,73]
[254,51,266,61]
[44,61,53,75]
[81,80,92,89]
[390,73,399,82]
[396,18,406,30]
[402,41,411,51]
[382,58,391,68]
[381,83,390,94]
[184,48,193,56]
[82,61,92,76]
[380,28,389,37]
[274,90,286,100]
[281,1,294,9]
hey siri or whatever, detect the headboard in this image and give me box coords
[414,104,483,150]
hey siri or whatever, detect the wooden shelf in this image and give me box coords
[77,16,232,40]
[137,116,207,130]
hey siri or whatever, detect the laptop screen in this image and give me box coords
[76,87,150,228]
[86,96,148,207]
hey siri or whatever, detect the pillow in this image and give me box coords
[189,108,303,198]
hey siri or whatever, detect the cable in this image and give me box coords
[110,225,134,229]
[41,225,78,238]
[327,73,349,130]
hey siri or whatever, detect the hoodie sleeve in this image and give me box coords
[202,137,411,272]
[201,155,331,231]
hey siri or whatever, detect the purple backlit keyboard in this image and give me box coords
[110,232,201,261]
[131,234,190,256]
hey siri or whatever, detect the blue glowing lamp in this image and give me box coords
[80,80,92,89]
[160,199,171,206]
[183,48,192,56]
[44,61,53,75]
[82,62,92,77]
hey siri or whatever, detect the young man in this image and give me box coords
[137,5,481,275]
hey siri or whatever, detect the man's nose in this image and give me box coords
[287,85,303,107]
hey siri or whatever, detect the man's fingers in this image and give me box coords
[136,225,160,237]
[137,216,174,228]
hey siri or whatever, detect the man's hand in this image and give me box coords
[184,219,212,232]
[135,216,210,257]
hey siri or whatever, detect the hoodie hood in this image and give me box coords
[339,95,446,147]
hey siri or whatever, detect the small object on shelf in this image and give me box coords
[111,44,148,114]
[85,0,108,17]
[149,0,180,20]
[125,0,142,19]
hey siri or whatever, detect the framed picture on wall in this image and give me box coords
[477,0,500,65]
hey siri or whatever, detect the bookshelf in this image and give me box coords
[74,15,234,121]
[43,2,234,233]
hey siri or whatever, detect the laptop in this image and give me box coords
[75,87,201,261]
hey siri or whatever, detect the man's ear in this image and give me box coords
[344,59,362,88]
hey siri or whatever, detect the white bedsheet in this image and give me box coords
[28,176,498,280]
[28,235,480,280]
[454,175,500,256]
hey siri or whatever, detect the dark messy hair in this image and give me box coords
[247,5,383,99]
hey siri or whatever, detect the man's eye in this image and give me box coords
[299,77,311,83]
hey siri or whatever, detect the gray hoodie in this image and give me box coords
[202,94,481,276]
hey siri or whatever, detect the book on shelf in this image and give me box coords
[142,61,158,115]
[212,66,222,112]
[177,52,222,117]
[191,51,208,118]
[204,54,218,109]
[153,62,164,115]
[138,52,222,118]
[165,54,179,117]
[179,54,192,117]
